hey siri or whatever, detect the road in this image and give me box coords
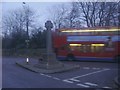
[2,57,119,89]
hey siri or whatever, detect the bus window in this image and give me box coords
[105,36,113,48]
[91,46,95,52]
[91,44,105,52]
[83,45,87,53]
[86,45,91,52]
[70,46,75,51]
[81,44,91,53]
[69,44,81,51]
[80,44,89,53]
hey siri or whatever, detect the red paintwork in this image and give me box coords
[52,29,120,59]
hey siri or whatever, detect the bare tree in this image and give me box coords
[78,2,119,27]
[78,2,100,27]
[3,6,35,35]
[79,2,91,27]
[67,2,81,28]
[49,3,70,29]
[23,4,35,39]
[118,2,120,26]
[50,2,83,29]
[2,6,36,49]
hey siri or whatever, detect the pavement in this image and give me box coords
[16,59,80,73]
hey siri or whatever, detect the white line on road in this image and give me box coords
[72,69,110,79]
[77,83,90,88]
[43,75,52,78]
[102,86,112,89]
[63,80,74,83]
[52,77,60,80]
[40,73,45,75]
[40,73,52,77]
[70,78,80,82]
[40,73,61,80]
[85,82,98,86]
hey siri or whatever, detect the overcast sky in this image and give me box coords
[2,2,67,28]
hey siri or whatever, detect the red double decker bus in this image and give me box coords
[52,27,120,62]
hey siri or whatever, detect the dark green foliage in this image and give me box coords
[30,30,47,49]
[2,30,47,49]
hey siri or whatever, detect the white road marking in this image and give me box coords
[85,82,98,86]
[70,78,80,82]
[103,86,112,89]
[40,73,51,77]
[77,83,90,88]
[72,69,110,79]
[40,73,61,80]
[40,73,45,75]
[43,75,52,78]
[63,80,74,83]
[53,77,60,80]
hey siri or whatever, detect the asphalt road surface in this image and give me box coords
[2,57,119,89]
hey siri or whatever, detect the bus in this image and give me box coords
[52,27,120,62]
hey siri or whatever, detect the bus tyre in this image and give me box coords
[114,55,120,63]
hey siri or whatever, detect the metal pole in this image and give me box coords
[23,2,29,63]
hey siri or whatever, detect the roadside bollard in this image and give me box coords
[26,58,29,64]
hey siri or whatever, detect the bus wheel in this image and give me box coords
[114,55,120,63]
[66,53,75,61]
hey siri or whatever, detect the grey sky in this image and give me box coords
[2,2,70,28]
